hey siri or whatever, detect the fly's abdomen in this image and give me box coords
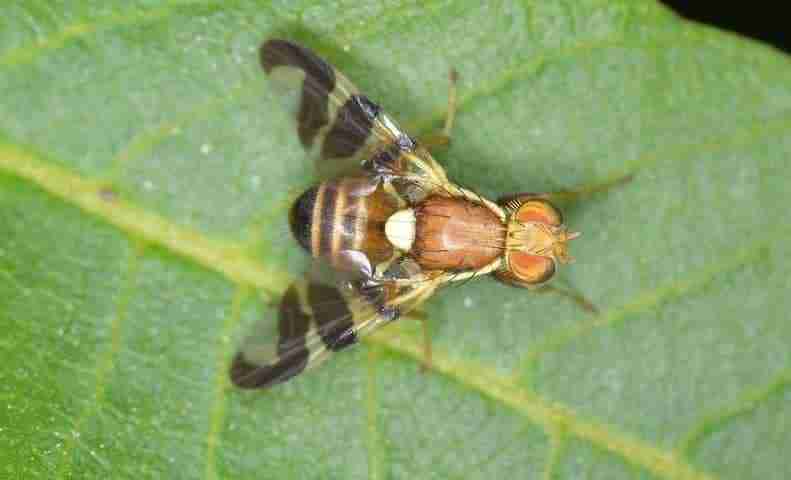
[289,177,398,267]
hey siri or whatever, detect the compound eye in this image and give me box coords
[515,199,562,226]
[509,251,556,285]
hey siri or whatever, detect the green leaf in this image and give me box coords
[1,1,790,479]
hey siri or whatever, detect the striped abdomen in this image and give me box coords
[290,177,398,268]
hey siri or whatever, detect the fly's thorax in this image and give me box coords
[385,194,506,272]
[496,198,580,286]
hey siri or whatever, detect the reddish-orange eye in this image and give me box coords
[508,251,556,284]
[515,199,562,226]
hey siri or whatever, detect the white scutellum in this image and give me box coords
[385,208,416,251]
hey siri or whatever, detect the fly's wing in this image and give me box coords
[261,38,449,189]
[229,268,440,389]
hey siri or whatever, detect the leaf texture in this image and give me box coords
[1,1,790,479]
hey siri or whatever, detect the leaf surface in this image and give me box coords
[1,1,790,479]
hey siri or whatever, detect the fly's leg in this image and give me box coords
[536,284,599,315]
[418,68,458,151]
[537,173,634,204]
[409,309,433,372]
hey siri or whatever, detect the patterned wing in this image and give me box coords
[229,269,440,389]
[261,38,448,187]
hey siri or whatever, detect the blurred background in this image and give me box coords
[662,1,789,53]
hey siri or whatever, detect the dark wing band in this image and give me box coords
[261,38,446,183]
[229,273,436,389]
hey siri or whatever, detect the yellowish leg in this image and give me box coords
[443,68,459,138]
[418,68,458,151]
[538,173,634,204]
[536,284,599,315]
[409,309,433,372]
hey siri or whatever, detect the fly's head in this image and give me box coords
[496,197,580,287]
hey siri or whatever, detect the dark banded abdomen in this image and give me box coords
[289,177,397,268]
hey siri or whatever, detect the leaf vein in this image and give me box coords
[0,142,288,294]
[0,1,226,67]
[542,425,568,480]
[106,80,262,181]
[675,368,791,457]
[54,242,142,477]
[515,241,769,377]
[205,286,249,480]
[364,347,387,480]
[368,326,717,480]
